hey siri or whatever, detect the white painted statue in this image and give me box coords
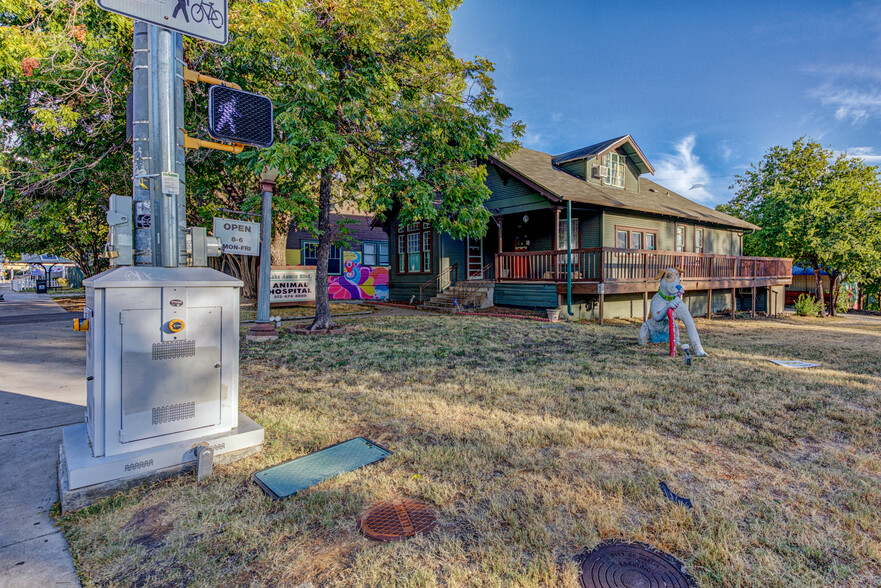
[638,267,707,356]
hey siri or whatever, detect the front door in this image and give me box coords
[467,238,483,279]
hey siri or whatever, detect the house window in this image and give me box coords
[615,225,658,249]
[557,218,579,249]
[362,242,389,266]
[302,241,342,274]
[397,223,432,274]
[675,225,686,252]
[631,231,642,250]
[694,228,704,254]
[602,152,625,188]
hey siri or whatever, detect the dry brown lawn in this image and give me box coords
[239,301,373,321]
[57,313,881,587]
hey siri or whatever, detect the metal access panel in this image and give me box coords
[120,307,221,443]
[83,267,242,458]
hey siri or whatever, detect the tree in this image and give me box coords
[0,0,132,276]
[240,0,522,330]
[719,138,881,316]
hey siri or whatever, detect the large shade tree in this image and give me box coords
[238,0,523,330]
[0,0,132,276]
[719,138,881,315]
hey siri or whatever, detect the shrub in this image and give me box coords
[795,293,823,316]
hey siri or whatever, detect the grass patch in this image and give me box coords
[58,315,881,586]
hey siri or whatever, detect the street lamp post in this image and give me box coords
[246,167,280,342]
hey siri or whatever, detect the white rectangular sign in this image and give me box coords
[96,0,228,45]
[270,268,316,303]
[212,217,260,256]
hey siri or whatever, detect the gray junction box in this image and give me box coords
[61,267,263,495]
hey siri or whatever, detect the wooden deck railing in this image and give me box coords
[495,248,792,284]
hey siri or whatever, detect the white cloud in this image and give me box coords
[835,146,881,163]
[652,135,717,204]
[807,63,881,124]
[812,84,881,124]
[522,131,547,150]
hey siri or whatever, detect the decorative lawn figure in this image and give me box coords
[639,267,707,356]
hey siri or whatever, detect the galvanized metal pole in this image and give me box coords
[131,22,153,265]
[156,26,178,267]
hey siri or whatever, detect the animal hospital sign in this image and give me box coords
[270,267,316,303]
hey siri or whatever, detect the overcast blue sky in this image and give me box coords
[449,0,881,205]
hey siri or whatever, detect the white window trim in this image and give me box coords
[602,152,625,188]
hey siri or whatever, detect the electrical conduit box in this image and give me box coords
[61,266,263,496]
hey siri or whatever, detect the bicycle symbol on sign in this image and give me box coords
[191,0,224,29]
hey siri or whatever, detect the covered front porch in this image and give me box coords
[493,247,792,323]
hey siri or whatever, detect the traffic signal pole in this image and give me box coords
[131,23,186,267]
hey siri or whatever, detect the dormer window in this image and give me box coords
[602,152,625,188]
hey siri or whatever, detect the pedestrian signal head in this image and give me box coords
[208,85,274,148]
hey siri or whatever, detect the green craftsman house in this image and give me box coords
[388,135,792,321]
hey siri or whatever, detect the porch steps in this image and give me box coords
[421,281,493,313]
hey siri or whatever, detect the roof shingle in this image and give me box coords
[493,147,758,231]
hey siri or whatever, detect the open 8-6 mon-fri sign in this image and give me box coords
[97,0,228,45]
[212,217,259,256]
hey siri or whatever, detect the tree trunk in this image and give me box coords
[812,262,826,317]
[271,211,291,266]
[310,166,334,331]
[829,271,841,316]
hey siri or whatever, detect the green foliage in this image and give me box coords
[719,138,881,315]
[794,293,823,317]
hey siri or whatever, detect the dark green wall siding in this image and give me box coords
[388,219,442,302]
[580,214,601,248]
[485,165,552,215]
[493,283,558,309]
[559,160,586,180]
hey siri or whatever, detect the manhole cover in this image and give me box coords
[578,540,696,588]
[358,499,437,541]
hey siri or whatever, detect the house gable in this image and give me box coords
[484,160,556,216]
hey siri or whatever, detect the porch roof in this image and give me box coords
[490,148,759,231]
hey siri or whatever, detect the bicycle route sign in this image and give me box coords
[96,0,228,45]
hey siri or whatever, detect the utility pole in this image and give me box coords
[131,23,187,266]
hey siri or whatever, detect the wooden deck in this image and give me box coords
[496,248,792,295]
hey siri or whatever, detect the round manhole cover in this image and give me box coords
[358,499,437,542]
[578,540,696,588]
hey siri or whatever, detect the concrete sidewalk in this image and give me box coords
[0,285,82,587]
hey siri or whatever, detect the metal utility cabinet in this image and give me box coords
[84,267,240,456]
[61,266,263,496]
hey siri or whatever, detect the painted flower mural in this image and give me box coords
[328,252,390,300]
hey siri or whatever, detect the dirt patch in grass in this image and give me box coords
[59,314,881,586]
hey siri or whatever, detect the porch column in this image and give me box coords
[552,207,561,281]
[707,288,713,320]
[642,291,648,322]
[495,216,503,280]
[731,288,736,319]
[751,286,757,318]
[552,207,561,251]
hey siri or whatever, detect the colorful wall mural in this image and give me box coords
[285,249,389,300]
